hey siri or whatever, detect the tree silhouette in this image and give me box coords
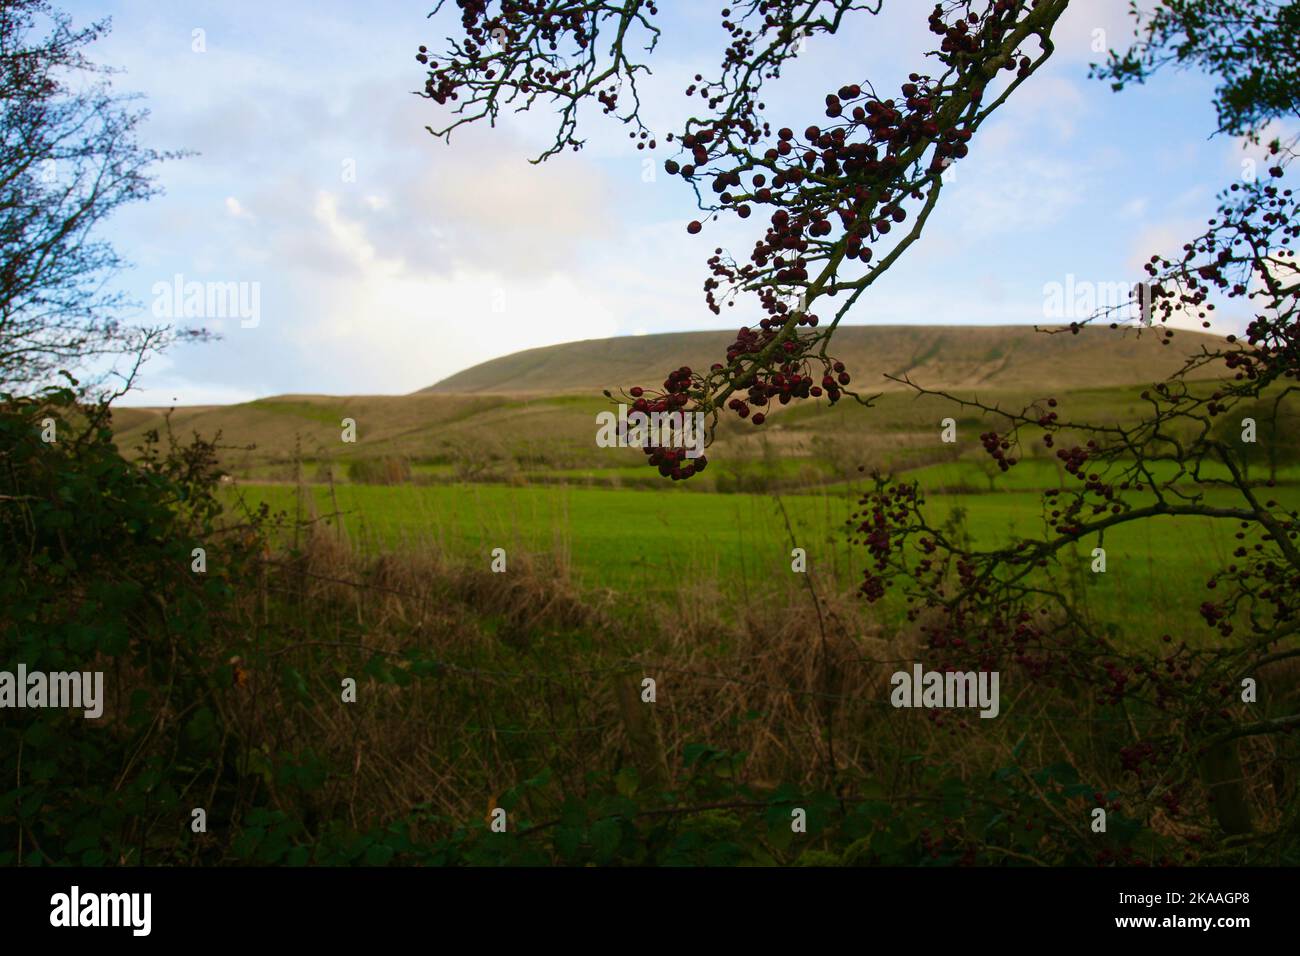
[0,0,195,394]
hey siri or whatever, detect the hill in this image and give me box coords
[422,324,1225,395]
[111,324,1232,483]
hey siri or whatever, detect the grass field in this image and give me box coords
[228,475,1292,648]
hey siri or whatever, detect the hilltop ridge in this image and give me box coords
[421,324,1224,396]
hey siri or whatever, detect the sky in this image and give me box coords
[59,0,1278,406]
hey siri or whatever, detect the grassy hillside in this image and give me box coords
[111,325,1233,482]
[422,324,1225,395]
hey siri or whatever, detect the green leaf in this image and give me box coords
[364,843,395,866]
[614,766,639,798]
[589,818,622,863]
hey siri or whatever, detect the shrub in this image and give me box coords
[0,385,267,864]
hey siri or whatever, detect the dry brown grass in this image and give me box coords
[203,531,901,828]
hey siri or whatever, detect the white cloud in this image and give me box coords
[947,154,1087,237]
[1052,0,1141,64]
[1124,218,1205,274]
[287,262,624,393]
[1120,197,1149,219]
[224,197,252,219]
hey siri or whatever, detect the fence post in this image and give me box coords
[611,672,668,793]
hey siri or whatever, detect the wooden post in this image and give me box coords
[611,672,668,793]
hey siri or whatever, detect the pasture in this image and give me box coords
[228,472,1291,648]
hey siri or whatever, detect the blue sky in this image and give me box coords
[63,0,1273,405]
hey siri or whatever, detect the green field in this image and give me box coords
[228,475,1289,648]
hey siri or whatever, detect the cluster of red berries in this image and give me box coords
[1099,659,1130,705]
[1198,599,1231,636]
[642,444,707,481]
[1159,785,1186,819]
[1036,398,1059,446]
[917,820,966,862]
[919,601,1070,680]
[1118,740,1167,779]
[622,367,709,481]
[851,482,922,601]
[929,1,1030,76]
[1112,638,1204,712]
[628,366,693,411]
[678,72,951,298]
[978,430,1017,473]
[719,326,851,420]
[620,324,856,479]
[1055,443,1089,477]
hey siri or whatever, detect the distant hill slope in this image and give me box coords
[111,324,1232,478]
[421,325,1225,395]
